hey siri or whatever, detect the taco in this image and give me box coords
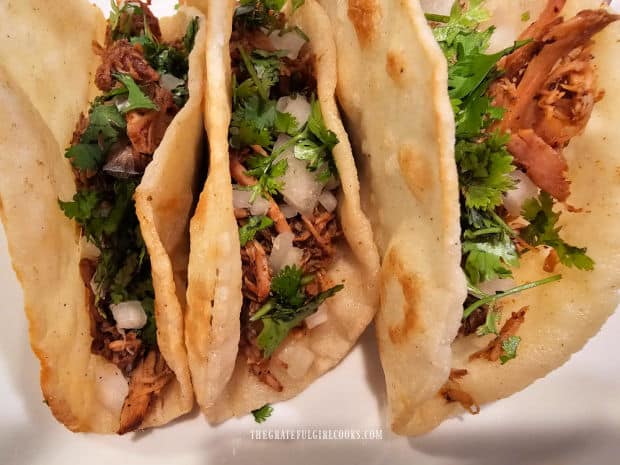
[0,0,206,433]
[184,0,380,421]
[321,0,619,435]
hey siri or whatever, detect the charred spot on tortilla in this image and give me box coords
[347,0,381,47]
[397,144,435,201]
[385,50,407,85]
[230,0,344,389]
[383,249,419,345]
[56,0,199,433]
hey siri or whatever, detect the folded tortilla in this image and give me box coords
[321,0,620,435]
[0,0,206,433]
[184,0,380,421]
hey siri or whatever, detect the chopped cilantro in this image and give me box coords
[270,265,311,307]
[64,103,126,170]
[251,404,273,423]
[500,335,521,364]
[461,207,518,284]
[521,11,531,22]
[113,73,158,113]
[292,0,305,12]
[183,17,199,53]
[235,1,286,30]
[139,297,157,347]
[251,266,343,357]
[456,132,515,210]
[245,153,288,200]
[239,215,274,246]
[521,193,594,270]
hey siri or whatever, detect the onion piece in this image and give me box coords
[113,95,129,113]
[270,232,303,272]
[268,30,307,59]
[304,304,329,329]
[277,344,315,379]
[160,73,184,91]
[103,143,141,178]
[318,190,337,213]
[94,363,128,414]
[232,187,269,215]
[276,95,312,128]
[503,170,539,217]
[275,135,323,216]
[280,203,299,219]
[110,301,148,330]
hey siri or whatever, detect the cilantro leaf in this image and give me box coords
[113,73,158,113]
[307,98,338,148]
[65,104,126,170]
[500,335,521,364]
[239,215,274,246]
[139,297,157,347]
[230,95,278,148]
[252,284,343,358]
[292,0,305,12]
[270,265,308,307]
[235,1,286,30]
[245,154,288,199]
[65,144,106,171]
[58,190,101,224]
[251,404,273,423]
[476,308,500,336]
[456,132,515,210]
[521,192,594,270]
[461,208,519,284]
[183,17,199,53]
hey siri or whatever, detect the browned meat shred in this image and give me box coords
[118,350,174,434]
[94,39,160,92]
[126,84,178,156]
[470,307,528,362]
[440,369,479,414]
[491,4,619,201]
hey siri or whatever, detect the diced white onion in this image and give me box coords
[280,203,299,219]
[94,363,128,414]
[268,30,307,59]
[276,95,312,128]
[318,189,338,213]
[160,73,184,91]
[110,300,148,330]
[232,187,270,215]
[304,304,329,329]
[113,95,129,112]
[479,278,516,295]
[275,135,323,216]
[277,344,315,379]
[503,170,539,217]
[269,232,303,272]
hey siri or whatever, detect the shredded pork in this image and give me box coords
[491,4,619,201]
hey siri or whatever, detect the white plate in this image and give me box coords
[1,1,619,463]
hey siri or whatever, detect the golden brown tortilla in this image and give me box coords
[0,0,206,433]
[185,0,381,421]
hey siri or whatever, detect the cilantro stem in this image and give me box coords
[468,227,503,237]
[425,13,450,23]
[463,274,562,320]
[490,210,517,238]
[250,301,274,321]
[238,45,269,101]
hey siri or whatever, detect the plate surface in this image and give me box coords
[1,1,619,464]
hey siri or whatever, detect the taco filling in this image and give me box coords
[58,0,198,433]
[229,1,343,391]
[426,0,618,402]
